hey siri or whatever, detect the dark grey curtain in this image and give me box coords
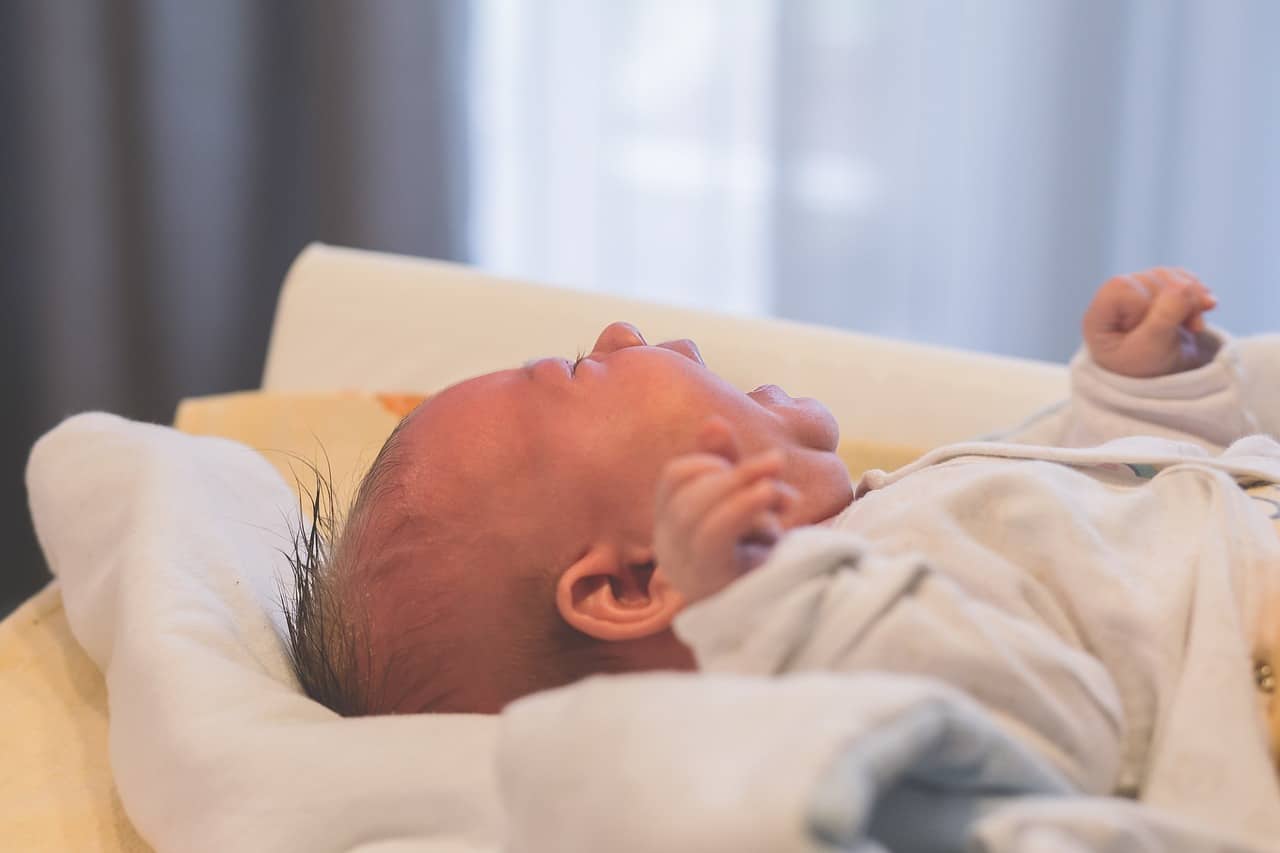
[0,0,472,614]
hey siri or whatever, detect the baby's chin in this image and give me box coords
[781,453,855,527]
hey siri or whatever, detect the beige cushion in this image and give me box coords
[264,244,1068,450]
[173,391,420,507]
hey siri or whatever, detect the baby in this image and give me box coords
[285,268,1280,799]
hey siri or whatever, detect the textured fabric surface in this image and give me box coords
[499,671,1071,853]
[662,332,1280,848]
[0,583,151,852]
[3,391,419,853]
[25,412,503,853]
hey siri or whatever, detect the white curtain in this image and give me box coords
[468,0,1280,362]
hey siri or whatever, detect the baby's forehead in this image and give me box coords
[360,367,582,575]
[405,368,528,435]
[392,370,543,489]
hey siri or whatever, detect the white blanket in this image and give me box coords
[28,414,502,853]
[499,671,1072,853]
[498,668,1278,852]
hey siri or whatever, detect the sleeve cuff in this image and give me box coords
[1071,327,1239,401]
[672,528,862,674]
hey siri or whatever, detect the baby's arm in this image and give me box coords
[670,531,1125,794]
[1235,334,1280,438]
[654,418,797,606]
[1011,268,1262,449]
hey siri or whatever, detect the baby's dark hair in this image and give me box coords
[280,422,410,716]
[280,415,640,716]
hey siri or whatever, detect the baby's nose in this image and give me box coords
[591,321,647,355]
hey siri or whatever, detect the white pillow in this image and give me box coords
[27,413,502,853]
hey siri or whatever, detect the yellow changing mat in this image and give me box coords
[0,584,147,852]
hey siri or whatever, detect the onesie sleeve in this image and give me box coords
[1005,328,1260,450]
[672,529,1125,796]
[1235,334,1280,440]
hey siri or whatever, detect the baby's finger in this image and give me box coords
[771,479,801,514]
[1129,269,1165,298]
[657,453,733,504]
[692,479,789,561]
[1084,275,1151,339]
[697,416,741,465]
[1183,293,1215,334]
[1174,270,1217,323]
[1138,277,1201,334]
[664,450,786,529]
[745,510,783,545]
[1165,267,1215,305]
[735,448,787,482]
[1151,267,1214,309]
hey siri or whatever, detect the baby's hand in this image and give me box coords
[654,418,798,605]
[1082,267,1219,378]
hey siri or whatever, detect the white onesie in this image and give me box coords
[673,330,1280,841]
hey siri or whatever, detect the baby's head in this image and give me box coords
[285,322,853,715]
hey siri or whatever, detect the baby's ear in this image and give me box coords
[555,546,685,641]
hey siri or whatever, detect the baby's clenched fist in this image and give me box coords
[654,418,797,605]
[1083,267,1219,378]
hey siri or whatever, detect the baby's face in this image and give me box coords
[393,322,851,557]
[353,322,854,712]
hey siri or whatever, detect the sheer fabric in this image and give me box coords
[470,0,1280,361]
